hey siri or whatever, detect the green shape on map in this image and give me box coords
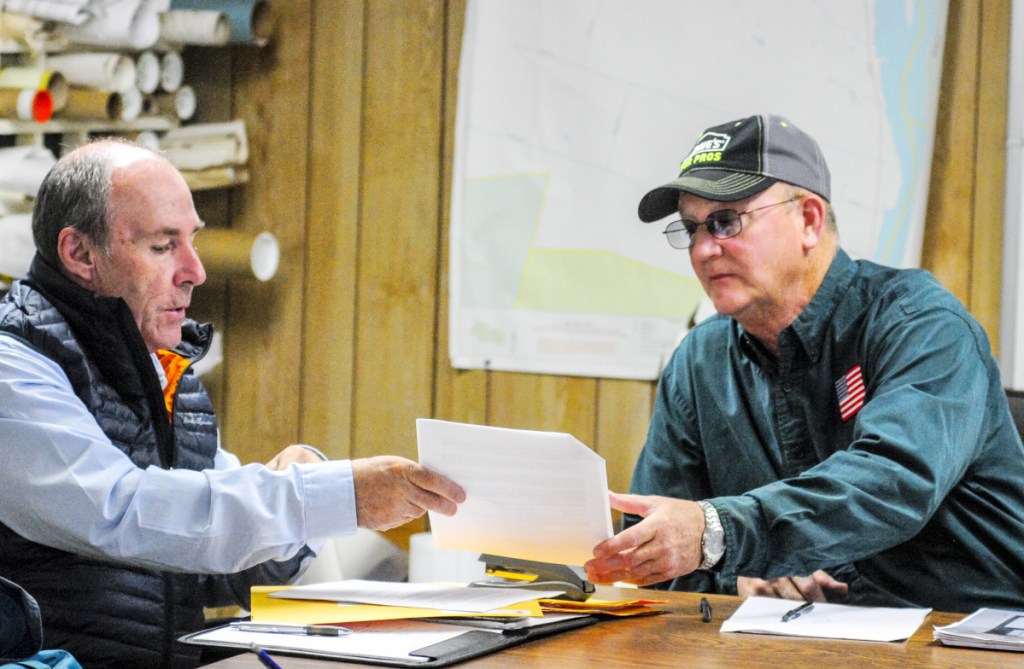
[516,248,701,318]
[462,174,702,318]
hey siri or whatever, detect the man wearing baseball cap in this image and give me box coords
[584,114,1024,612]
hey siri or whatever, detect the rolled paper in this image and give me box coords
[132,130,161,151]
[119,86,143,121]
[170,0,271,46]
[0,89,53,122]
[159,50,184,93]
[0,13,47,50]
[163,84,195,120]
[0,213,35,280]
[46,53,136,94]
[197,228,279,281]
[62,0,160,50]
[0,145,56,196]
[160,119,248,170]
[151,84,196,120]
[135,51,161,94]
[0,68,67,110]
[159,9,230,46]
[61,88,121,121]
[2,0,92,25]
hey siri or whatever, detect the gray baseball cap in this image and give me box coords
[638,114,831,222]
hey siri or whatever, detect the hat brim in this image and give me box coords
[637,170,777,222]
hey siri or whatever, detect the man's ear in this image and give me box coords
[799,195,828,251]
[57,227,98,288]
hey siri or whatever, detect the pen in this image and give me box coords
[780,601,814,622]
[250,643,283,669]
[699,597,713,623]
[231,621,351,636]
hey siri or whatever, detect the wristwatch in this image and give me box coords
[696,501,725,570]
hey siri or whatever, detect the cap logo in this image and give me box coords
[679,131,731,174]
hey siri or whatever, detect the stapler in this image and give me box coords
[468,554,595,601]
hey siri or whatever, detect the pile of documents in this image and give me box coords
[934,608,1024,651]
[182,579,663,665]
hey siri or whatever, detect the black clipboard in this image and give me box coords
[180,615,597,667]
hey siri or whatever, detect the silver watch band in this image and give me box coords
[697,500,725,570]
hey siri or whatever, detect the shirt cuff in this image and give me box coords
[298,459,358,540]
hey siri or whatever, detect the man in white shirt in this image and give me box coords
[0,139,465,669]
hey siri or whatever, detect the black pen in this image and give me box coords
[699,597,713,623]
[250,643,283,669]
[780,601,814,622]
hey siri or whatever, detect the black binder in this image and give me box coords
[180,615,596,667]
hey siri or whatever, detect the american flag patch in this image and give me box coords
[835,364,866,421]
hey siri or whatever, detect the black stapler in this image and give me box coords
[468,554,595,601]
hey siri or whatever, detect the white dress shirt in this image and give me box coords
[0,333,357,575]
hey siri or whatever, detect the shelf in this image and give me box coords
[0,115,178,136]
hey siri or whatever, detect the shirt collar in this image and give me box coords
[785,248,856,363]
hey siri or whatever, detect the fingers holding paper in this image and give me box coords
[584,492,704,586]
[352,456,466,531]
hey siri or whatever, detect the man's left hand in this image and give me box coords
[584,491,704,586]
[737,571,849,602]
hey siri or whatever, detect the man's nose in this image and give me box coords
[179,243,206,286]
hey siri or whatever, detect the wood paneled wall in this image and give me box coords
[188,0,1009,550]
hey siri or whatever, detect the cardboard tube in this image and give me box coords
[198,229,278,281]
[0,89,53,122]
[159,9,230,45]
[61,88,122,120]
[0,68,67,110]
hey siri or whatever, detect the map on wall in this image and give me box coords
[449,0,949,380]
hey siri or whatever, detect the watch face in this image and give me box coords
[704,531,725,556]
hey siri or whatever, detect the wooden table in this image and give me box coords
[203,586,1024,668]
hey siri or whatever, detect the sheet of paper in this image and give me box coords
[253,586,542,624]
[190,619,488,663]
[720,596,931,642]
[268,579,562,614]
[416,419,613,566]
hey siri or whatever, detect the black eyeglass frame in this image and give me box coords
[662,196,803,250]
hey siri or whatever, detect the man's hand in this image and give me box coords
[265,445,327,471]
[737,570,849,603]
[584,492,704,586]
[352,456,466,531]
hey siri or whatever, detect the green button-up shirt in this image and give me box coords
[629,249,1024,612]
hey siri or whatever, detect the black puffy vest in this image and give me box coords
[0,256,218,669]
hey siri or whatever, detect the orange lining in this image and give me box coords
[156,349,190,419]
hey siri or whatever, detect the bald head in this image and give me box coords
[32,139,175,268]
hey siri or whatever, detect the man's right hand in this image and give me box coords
[351,456,466,530]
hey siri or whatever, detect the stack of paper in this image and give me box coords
[182,579,597,665]
[934,608,1024,651]
[257,579,563,625]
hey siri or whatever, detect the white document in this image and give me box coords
[268,579,564,614]
[188,619,483,663]
[933,608,1024,651]
[720,596,931,642]
[416,419,613,567]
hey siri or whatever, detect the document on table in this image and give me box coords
[268,579,564,614]
[185,618,480,664]
[720,597,931,642]
[416,419,614,567]
[933,608,1024,651]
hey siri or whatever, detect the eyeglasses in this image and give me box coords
[662,196,802,250]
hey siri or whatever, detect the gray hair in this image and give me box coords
[32,138,157,266]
